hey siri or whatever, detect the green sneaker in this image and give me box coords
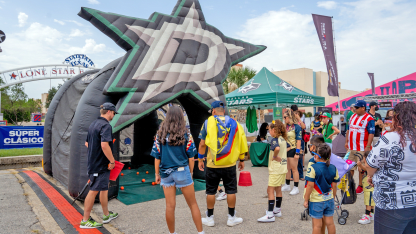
[80,218,103,229]
[103,211,119,223]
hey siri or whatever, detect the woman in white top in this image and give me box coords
[366,102,416,234]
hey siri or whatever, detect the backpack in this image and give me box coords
[340,171,357,205]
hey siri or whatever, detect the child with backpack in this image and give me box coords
[304,144,339,234]
[257,120,288,222]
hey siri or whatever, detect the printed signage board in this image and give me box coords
[0,126,44,149]
[379,102,393,108]
[63,54,95,68]
[0,120,6,126]
[273,107,283,121]
[317,107,333,114]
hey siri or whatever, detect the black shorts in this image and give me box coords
[89,170,110,191]
[287,148,296,158]
[205,165,237,195]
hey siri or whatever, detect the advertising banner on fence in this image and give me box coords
[312,14,339,97]
[0,126,44,149]
[326,72,416,111]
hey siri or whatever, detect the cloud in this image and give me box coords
[69,29,85,37]
[237,0,416,92]
[18,12,28,27]
[317,1,338,10]
[87,0,99,4]
[65,20,83,26]
[69,39,106,54]
[54,19,65,25]
[0,22,116,99]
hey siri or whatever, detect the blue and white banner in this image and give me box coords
[0,126,44,149]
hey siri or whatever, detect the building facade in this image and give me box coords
[272,68,362,114]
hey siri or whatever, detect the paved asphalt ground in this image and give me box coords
[0,152,375,234]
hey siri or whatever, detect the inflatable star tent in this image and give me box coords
[43,0,266,200]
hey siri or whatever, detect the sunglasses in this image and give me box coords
[311,151,322,159]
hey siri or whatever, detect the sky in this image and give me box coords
[0,0,415,99]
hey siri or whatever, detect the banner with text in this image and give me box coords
[368,73,375,95]
[312,14,339,97]
[0,126,44,149]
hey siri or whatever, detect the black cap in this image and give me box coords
[101,102,118,114]
[369,101,378,107]
[290,105,298,111]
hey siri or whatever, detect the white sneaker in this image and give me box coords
[216,192,227,201]
[358,214,371,224]
[289,187,299,195]
[227,211,243,227]
[370,212,374,220]
[257,210,275,222]
[273,207,282,217]
[201,211,215,227]
[282,184,291,192]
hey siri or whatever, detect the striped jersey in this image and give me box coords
[348,113,375,151]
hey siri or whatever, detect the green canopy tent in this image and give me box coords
[226,67,325,109]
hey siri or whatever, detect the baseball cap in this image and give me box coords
[209,101,224,113]
[369,101,378,107]
[101,102,119,114]
[320,112,332,119]
[354,100,367,108]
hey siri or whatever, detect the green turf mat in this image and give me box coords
[117,164,206,205]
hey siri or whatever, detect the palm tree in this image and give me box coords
[223,66,257,94]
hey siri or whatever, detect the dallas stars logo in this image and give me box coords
[79,0,266,131]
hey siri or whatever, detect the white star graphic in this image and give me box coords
[126,3,244,104]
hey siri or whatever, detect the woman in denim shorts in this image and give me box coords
[151,106,204,234]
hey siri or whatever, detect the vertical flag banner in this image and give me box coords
[312,14,339,97]
[367,73,375,95]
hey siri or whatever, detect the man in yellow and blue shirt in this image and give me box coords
[198,101,247,228]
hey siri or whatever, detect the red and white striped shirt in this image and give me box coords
[348,113,374,151]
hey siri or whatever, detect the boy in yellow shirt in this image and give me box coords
[357,151,375,224]
[304,144,339,234]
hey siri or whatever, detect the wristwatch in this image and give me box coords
[109,162,115,164]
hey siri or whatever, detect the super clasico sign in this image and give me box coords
[0,126,44,149]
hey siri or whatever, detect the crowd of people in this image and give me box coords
[79,100,416,234]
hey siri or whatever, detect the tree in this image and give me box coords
[1,83,41,125]
[45,84,62,108]
[222,66,257,94]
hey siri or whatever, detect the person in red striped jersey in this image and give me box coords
[344,100,375,194]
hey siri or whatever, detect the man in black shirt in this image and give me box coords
[80,102,119,229]
[368,101,383,146]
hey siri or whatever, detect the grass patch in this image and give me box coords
[0,148,43,157]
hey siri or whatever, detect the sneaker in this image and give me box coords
[273,207,282,217]
[356,186,364,194]
[257,210,275,222]
[216,192,227,201]
[202,211,215,227]
[289,187,299,195]
[80,217,103,229]
[359,213,374,221]
[103,211,118,224]
[227,211,243,226]
[358,214,371,224]
[282,184,291,192]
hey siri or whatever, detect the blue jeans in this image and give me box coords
[309,199,335,219]
[374,206,416,234]
[160,166,193,188]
